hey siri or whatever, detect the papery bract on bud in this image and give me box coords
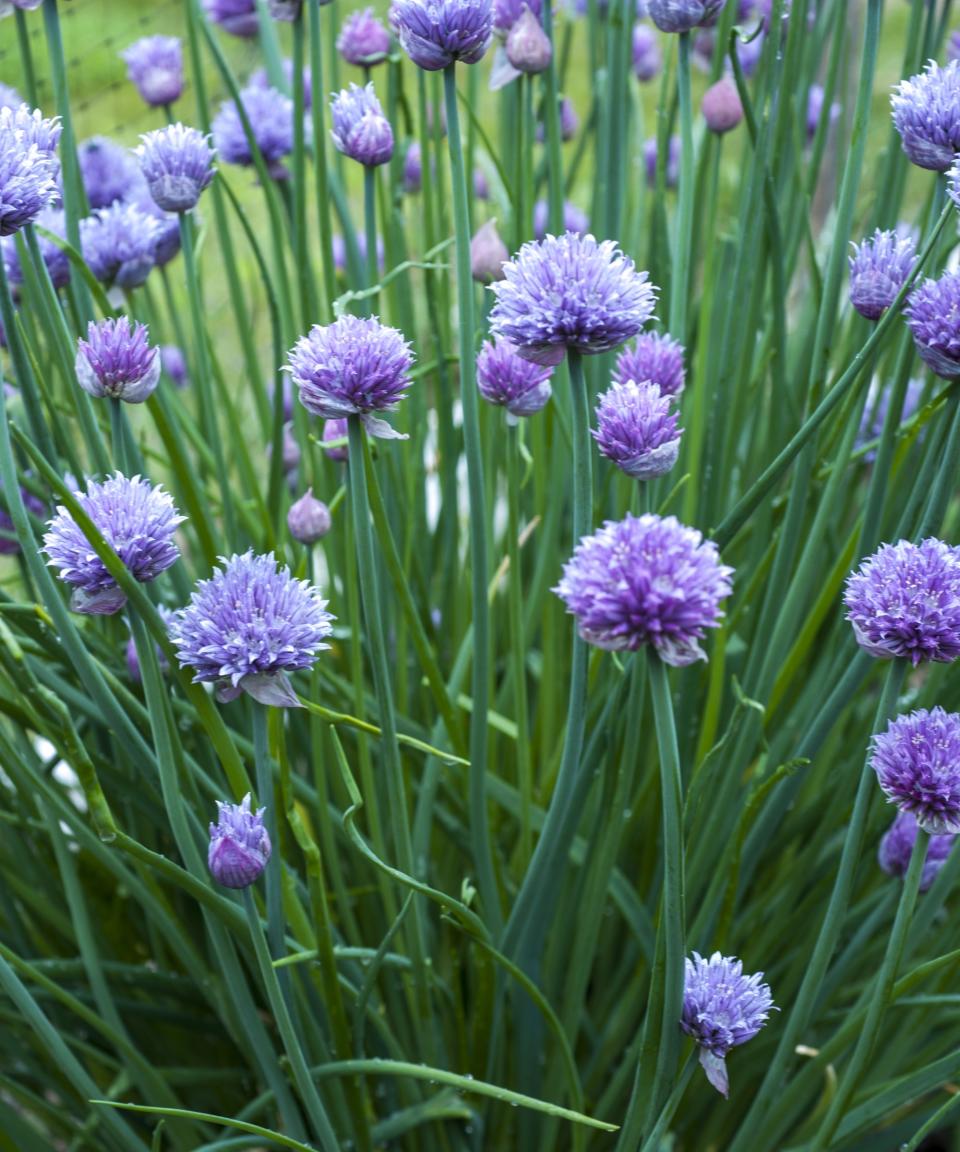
[288,489,333,543]
[702,76,743,133]
[505,7,551,73]
[471,218,509,283]
[208,794,272,888]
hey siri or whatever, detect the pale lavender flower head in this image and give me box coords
[403,140,422,192]
[288,315,414,440]
[879,810,956,892]
[250,59,313,109]
[322,418,349,461]
[648,0,724,33]
[170,550,333,706]
[593,379,681,480]
[0,125,58,237]
[161,344,189,388]
[80,201,161,289]
[493,0,541,32]
[490,232,657,367]
[871,708,960,835]
[849,228,916,321]
[681,951,774,1098]
[0,481,44,555]
[212,86,294,178]
[129,188,181,267]
[77,136,142,209]
[288,489,332,543]
[208,795,272,888]
[633,23,661,81]
[76,317,161,404]
[338,7,392,66]
[121,36,184,107]
[555,513,733,665]
[614,331,686,397]
[476,336,553,420]
[844,538,960,665]
[43,473,184,616]
[2,205,69,290]
[471,219,509,283]
[332,231,384,276]
[203,0,259,37]
[0,104,61,158]
[906,271,960,378]
[644,134,680,187]
[0,85,23,113]
[892,60,960,172]
[136,124,215,213]
[533,199,588,240]
[330,84,394,167]
[392,0,494,70]
[702,76,743,134]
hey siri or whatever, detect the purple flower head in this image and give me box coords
[330,83,394,167]
[0,85,23,113]
[208,794,272,888]
[288,315,414,439]
[633,23,662,81]
[129,187,181,268]
[471,218,509,283]
[892,60,960,172]
[170,550,333,706]
[392,0,494,70]
[555,513,733,665]
[135,124,215,213]
[0,124,58,237]
[126,604,173,684]
[494,0,541,32]
[288,488,332,543]
[844,538,960,665]
[614,331,686,397]
[160,344,189,388]
[535,97,579,143]
[856,378,923,464]
[212,85,294,178]
[879,810,956,892]
[277,422,301,474]
[332,231,385,276]
[203,0,259,37]
[80,201,161,289]
[403,140,422,192]
[593,379,681,479]
[702,76,743,134]
[77,136,143,210]
[322,418,349,461]
[490,232,657,367]
[681,952,775,1097]
[532,199,588,240]
[648,0,724,33]
[338,7,392,66]
[506,7,551,73]
[476,336,553,420]
[76,317,161,404]
[871,708,960,834]
[644,134,680,187]
[0,104,61,158]
[2,205,69,290]
[43,473,184,616]
[906,271,960,378]
[0,480,44,556]
[806,83,839,142]
[121,36,184,107]
[849,228,916,321]
[250,59,313,109]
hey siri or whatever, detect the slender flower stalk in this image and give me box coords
[671,31,694,342]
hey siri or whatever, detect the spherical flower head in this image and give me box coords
[160,344,189,388]
[702,76,743,134]
[555,513,733,665]
[322,417,349,461]
[330,84,394,168]
[906,271,960,378]
[0,481,44,556]
[392,0,494,70]
[136,124,215,213]
[471,218,509,283]
[490,232,656,367]
[212,86,294,177]
[403,140,422,192]
[614,331,685,397]
[844,538,960,665]
[871,708,960,834]
[121,36,184,107]
[338,7,392,66]
[203,0,259,37]
[532,199,589,241]
[208,794,272,888]
[476,336,553,420]
[76,317,161,404]
[681,951,774,1097]
[892,60,960,172]
[648,0,724,33]
[2,205,69,291]
[80,201,161,289]
[287,315,414,440]
[0,126,58,237]
[129,188,181,268]
[0,104,62,159]
[593,379,681,480]
[505,7,551,73]
[879,810,955,892]
[645,134,680,187]
[633,23,661,81]
[170,550,334,706]
[43,473,184,616]
[77,136,143,210]
[288,488,332,543]
[849,228,916,321]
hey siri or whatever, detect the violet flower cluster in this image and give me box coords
[136,124,215,214]
[76,317,161,404]
[203,0,259,37]
[614,331,686,396]
[870,708,960,835]
[212,85,294,178]
[208,794,272,888]
[879,810,955,892]
[532,200,589,241]
[892,60,960,172]
[0,105,60,237]
[592,379,681,480]
[80,201,162,290]
[476,336,553,420]
[330,84,394,168]
[848,228,916,321]
[905,271,960,379]
[121,36,184,107]
[2,205,69,292]
[338,8,392,66]
[77,136,142,210]
[392,0,494,70]
[648,0,724,33]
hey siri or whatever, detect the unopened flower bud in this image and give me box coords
[471,219,509,284]
[702,76,743,135]
[505,7,552,73]
[208,794,272,888]
[288,489,332,543]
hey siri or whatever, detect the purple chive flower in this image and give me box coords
[490,232,657,367]
[130,189,182,268]
[170,550,333,706]
[906,270,960,379]
[43,474,184,616]
[505,7,551,73]
[871,708,960,835]
[593,379,681,480]
[644,134,680,188]
[476,336,553,420]
[392,0,494,70]
[535,97,580,143]
[532,199,589,240]
[288,489,332,543]
[493,0,542,32]
[471,218,509,283]
[203,0,259,37]
[849,228,917,321]
[212,86,294,178]
[633,23,662,82]
[0,104,61,159]
[160,344,189,388]
[844,538,960,665]
[2,205,69,291]
[681,952,775,1098]
[250,59,313,109]
[330,84,394,167]
[702,76,743,134]
[287,315,414,440]
[121,36,184,107]
[879,810,956,892]
[856,379,924,463]
[892,60,960,172]
[648,0,724,33]
[0,481,44,556]
[80,201,161,289]
[322,418,349,461]
[403,140,422,192]
[338,7,392,66]
[76,317,161,404]
[0,85,23,113]
[208,794,272,888]
[806,84,839,142]
[0,124,58,237]
[555,513,733,665]
[332,231,385,277]
[126,604,173,683]
[135,124,215,213]
[614,331,686,397]
[77,136,143,210]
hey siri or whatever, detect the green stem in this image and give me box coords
[364,165,379,299]
[638,1050,696,1152]
[670,32,694,342]
[253,706,286,1003]
[309,1,336,319]
[507,420,533,866]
